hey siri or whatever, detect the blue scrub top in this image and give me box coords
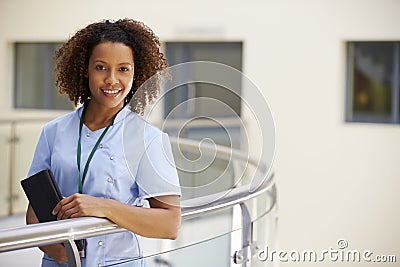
[28,105,181,267]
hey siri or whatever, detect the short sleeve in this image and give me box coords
[135,133,181,199]
[27,128,51,177]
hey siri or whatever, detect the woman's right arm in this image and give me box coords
[26,126,68,264]
[26,204,68,264]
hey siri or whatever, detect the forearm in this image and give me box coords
[102,198,181,239]
[53,194,181,240]
[26,204,39,225]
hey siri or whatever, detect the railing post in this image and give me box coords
[64,239,81,267]
[232,203,258,266]
[8,122,17,216]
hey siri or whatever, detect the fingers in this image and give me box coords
[52,202,61,215]
[51,193,105,219]
[53,193,83,220]
[40,243,68,264]
[52,195,74,215]
[55,245,68,264]
[57,205,80,220]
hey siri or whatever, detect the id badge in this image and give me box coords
[76,239,86,258]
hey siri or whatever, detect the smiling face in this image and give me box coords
[87,41,135,111]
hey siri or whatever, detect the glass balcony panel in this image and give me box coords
[109,230,237,267]
[251,208,278,267]
[105,189,276,267]
[146,231,234,267]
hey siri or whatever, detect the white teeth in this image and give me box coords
[103,89,121,94]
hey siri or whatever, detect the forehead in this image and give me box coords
[90,42,134,63]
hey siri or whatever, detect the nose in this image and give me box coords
[105,70,119,85]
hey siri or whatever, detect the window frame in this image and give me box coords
[345,41,400,124]
[13,42,73,111]
[163,41,243,120]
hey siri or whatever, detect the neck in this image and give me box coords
[83,102,123,131]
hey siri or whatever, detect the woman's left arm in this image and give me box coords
[53,194,181,240]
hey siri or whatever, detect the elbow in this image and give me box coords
[168,235,178,241]
[166,233,178,240]
[168,224,180,240]
[166,215,181,240]
[167,228,179,240]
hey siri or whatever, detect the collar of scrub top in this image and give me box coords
[77,103,131,126]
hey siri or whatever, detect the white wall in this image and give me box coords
[1,0,399,266]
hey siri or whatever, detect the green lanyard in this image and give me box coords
[77,111,111,193]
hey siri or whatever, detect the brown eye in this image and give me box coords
[95,65,106,70]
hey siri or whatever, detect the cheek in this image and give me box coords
[87,71,103,91]
[128,81,133,89]
[126,77,134,90]
[88,77,96,93]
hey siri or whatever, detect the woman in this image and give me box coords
[26,19,181,267]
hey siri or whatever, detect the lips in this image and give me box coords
[101,88,122,96]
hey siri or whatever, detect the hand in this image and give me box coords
[39,244,67,264]
[52,193,108,220]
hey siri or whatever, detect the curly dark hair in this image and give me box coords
[55,18,168,114]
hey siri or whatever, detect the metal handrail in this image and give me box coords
[0,173,274,253]
[181,173,274,218]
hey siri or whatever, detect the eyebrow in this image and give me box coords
[93,59,133,65]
